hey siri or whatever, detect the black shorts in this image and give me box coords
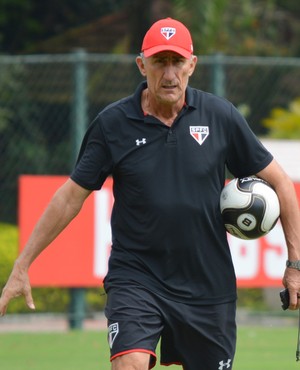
[105,284,236,370]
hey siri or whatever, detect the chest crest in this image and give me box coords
[189,126,209,146]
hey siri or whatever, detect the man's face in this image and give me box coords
[137,51,197,106]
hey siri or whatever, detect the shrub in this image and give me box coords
[263,97,300,139]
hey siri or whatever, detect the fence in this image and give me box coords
[1,51,300,223]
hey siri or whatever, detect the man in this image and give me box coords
[1,18,300,370]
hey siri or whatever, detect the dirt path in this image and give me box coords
[0,312,107,333]
[0,309,298,333]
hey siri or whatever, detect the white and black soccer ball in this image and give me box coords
[220,177,280,240]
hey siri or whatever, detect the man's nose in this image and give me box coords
[163,64,177,79]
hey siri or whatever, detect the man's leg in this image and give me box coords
[160,300,236,370]
[111,352,151,370]
[105,285,163,370]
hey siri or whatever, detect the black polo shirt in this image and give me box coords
[71,81,273,304]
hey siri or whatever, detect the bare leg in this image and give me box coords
[111,352,151,370]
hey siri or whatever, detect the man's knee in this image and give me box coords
[111,351,151,370]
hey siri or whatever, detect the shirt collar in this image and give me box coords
[126,81,196,121]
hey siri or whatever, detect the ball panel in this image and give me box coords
[220,179,252,211]
[221,195,267,239]
[237,177,269,192]
[224,224,250,240]
[220,177,280,240]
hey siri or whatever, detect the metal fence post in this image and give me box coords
[211,53,225,98]
[69,49,88,330]
[71,48,88,163]
[69,288,87,329]
[210,53,230,177]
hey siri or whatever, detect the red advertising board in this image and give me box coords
[19,176,113,287]
[19,175,300,288]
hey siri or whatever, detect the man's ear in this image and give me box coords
[188,55,198,77]
[136,56,147,77]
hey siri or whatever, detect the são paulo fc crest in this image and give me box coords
[108,322,119,349]
[189,126,209,145]
[161,27,176,40]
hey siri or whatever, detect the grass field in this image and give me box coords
[0,326,299,370]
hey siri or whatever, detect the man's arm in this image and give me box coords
[256,159,300,310]
[0,178,92,316]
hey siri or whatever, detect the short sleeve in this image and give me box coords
[226,105,273,178]
[70,118,113,190]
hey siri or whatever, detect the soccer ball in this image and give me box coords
[220,177,280,240]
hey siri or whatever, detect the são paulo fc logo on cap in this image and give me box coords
[161,27,176,40]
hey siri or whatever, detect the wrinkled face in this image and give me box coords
[136,51,197,106]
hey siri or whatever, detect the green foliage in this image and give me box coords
[0,62,71,222]
[237,288,267,310]
[173,0,300,56]
[0,0,299,56]
[263,97,300,139]
[86,288,107,313]
[0,0,127,53]
[0,223,18,281]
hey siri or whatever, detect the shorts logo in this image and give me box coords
[161,27,176,40]
[108,322,119,349]
[190,126,209,145]
[218,358,232,370]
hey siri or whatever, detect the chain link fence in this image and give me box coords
[1,51,299,223]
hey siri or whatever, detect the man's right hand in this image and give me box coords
[0,262,35,316]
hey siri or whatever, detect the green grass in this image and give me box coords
[0,327,299,369]
[235,327,299,370]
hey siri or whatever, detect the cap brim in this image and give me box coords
[143,45,192,59]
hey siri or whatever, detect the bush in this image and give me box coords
[237,288,267,310]
[0,223,18,279]
[263,97,300,139]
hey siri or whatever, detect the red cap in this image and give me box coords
[141,18,193,59]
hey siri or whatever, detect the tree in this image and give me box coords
[0,0,299,56]
[173,0,300,56]
[0,0,126,53]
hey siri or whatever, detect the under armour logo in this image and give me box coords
[218,359,232,370]
[136,138,147,146]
